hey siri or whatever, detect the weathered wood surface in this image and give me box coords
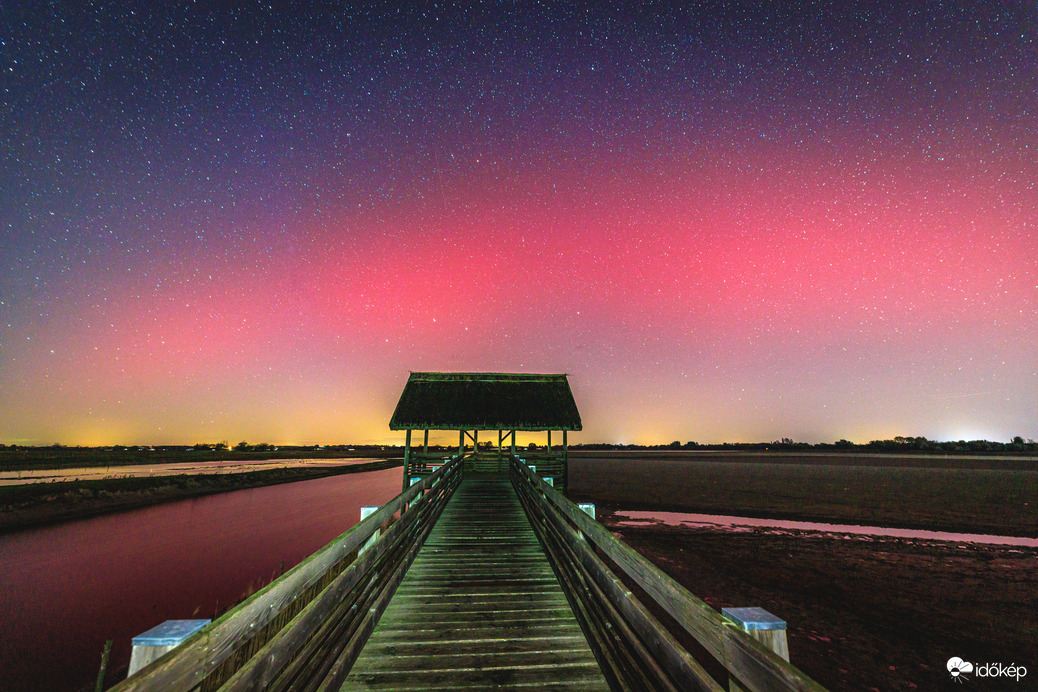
[512,459,828,692]
[513,462,720,692]
[341,475,610,691]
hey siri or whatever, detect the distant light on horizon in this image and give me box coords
[2,3,1036,445]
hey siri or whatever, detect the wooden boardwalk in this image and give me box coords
[341,475,610,691]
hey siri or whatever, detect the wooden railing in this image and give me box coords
[402,452,453,486]
[514,452,567,491]
[112,456,462,692]
[510,457,828,692]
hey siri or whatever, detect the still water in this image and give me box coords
[613,510,1038,547]
[0,467,401,692]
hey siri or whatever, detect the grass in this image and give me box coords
[569,454,1038,536]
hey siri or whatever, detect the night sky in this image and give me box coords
[2,1,1036,446]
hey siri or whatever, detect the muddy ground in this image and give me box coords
[602,511,1036,691]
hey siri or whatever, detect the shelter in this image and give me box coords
[390,372,581,491]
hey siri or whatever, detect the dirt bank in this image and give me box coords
[0,459,403,533]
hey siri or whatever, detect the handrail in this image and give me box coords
[113,456,462,691]
[510,456,827,692]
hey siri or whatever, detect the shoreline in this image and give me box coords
[0,459,403,534]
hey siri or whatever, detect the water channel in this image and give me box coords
[0,467,401,692]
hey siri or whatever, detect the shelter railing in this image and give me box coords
[112,456,462,692]
[510,456,827,692]
[403,452,454,486]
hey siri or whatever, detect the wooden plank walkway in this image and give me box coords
[341,475,610,691]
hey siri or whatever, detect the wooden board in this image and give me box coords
[340,475,610,691]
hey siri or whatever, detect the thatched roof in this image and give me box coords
[389,372,582,431]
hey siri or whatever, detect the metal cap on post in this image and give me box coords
[128,619,211,676]
[722,607,790,691]
[359,506,380,556]
[722,607,789,659]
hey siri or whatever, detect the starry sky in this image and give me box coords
[2,1,1036,446]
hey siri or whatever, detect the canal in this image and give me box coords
[0,467,401,692]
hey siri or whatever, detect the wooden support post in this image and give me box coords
[498,430,503,462]
[128,620,211,677]
[95,638,112,692]
[722,607,790,691]
[402,429,412,491]
[458,430,464,456]
[359,506,380,556]
[423,429,429,455]
[510,430,516,456]
[547,430,552,453]
[563,429,569,491]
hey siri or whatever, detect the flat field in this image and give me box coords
[569,451,1038,536]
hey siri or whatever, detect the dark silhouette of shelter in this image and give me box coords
[390,372,581,491]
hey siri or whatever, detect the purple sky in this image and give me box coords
[2,2,1036,445]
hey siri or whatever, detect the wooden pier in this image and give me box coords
[112,373,828,691]
[342,475,609,690]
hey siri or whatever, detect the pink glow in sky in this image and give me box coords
[2,3,1036,445]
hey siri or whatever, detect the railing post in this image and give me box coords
[359,506,380,556]
[723,607,790,691]
[128,620,210,676]
[563,430,569,490]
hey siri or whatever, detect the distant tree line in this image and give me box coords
[3,437,1036,459]
[0,443,402,471]
[570,435,1038,454]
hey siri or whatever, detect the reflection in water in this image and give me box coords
[0,467,401,692]
[613,510,1038,547]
